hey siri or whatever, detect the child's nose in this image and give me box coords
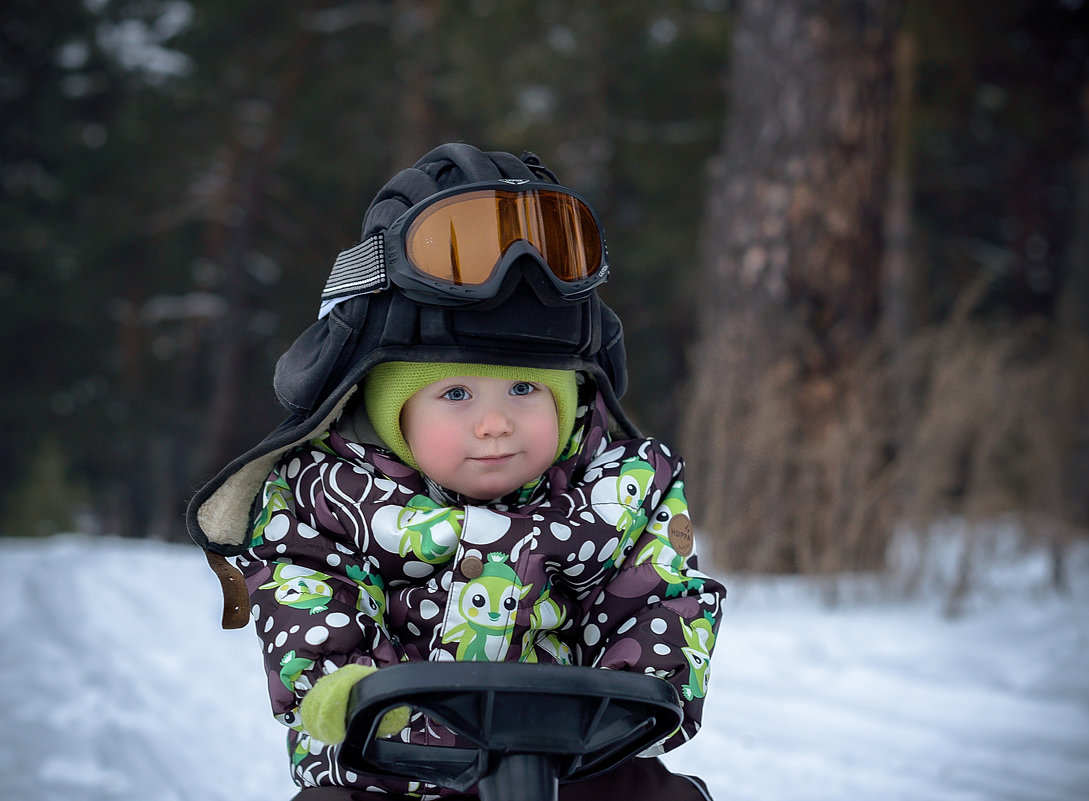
[475,408,514,438]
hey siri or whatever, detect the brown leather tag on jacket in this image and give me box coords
[205,550,251,629]
[668,515,694,557]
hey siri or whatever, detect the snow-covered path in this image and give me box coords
[2,533,1087,801]
[667,574,1089,801]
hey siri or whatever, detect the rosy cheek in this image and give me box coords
[408,419,461,461]
[426,430,464,461]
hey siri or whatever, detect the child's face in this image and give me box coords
[401,374,560,501]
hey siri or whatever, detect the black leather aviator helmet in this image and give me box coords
[186,143,635,562]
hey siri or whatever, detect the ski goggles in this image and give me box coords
[320,181,609,313]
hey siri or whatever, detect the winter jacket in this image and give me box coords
[236,390,724,796]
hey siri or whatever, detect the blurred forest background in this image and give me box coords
[2,0,1087,582]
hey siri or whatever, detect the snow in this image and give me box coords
[3,524,1087,801]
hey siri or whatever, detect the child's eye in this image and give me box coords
[509,381,537,396]
[443,387,470,401]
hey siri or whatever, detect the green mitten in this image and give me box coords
[299,663,410,744]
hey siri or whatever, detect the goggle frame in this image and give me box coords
[383,180,610,305]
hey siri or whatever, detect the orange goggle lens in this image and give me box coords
[404,189,603,286]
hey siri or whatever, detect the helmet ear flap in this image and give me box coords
[273,312,357,416]
[597,303,629,400]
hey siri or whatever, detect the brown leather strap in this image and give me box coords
[204,550,251,629]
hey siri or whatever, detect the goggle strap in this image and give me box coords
[321,233,389,303]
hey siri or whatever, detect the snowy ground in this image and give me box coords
[3,523,1087,801]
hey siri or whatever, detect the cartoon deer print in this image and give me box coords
[442,552,532,661]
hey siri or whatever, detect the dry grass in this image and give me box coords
[684,287,1089,578]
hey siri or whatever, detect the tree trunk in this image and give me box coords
[682,0,902,573]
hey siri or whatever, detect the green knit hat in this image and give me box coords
[363,362,579,470]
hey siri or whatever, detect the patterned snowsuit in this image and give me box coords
[237,390,725,797]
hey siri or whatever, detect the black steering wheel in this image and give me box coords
[339,662,683,801]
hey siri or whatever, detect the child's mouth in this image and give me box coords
[471,454,515,464]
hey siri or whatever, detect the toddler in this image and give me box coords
[187,143,724,801]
